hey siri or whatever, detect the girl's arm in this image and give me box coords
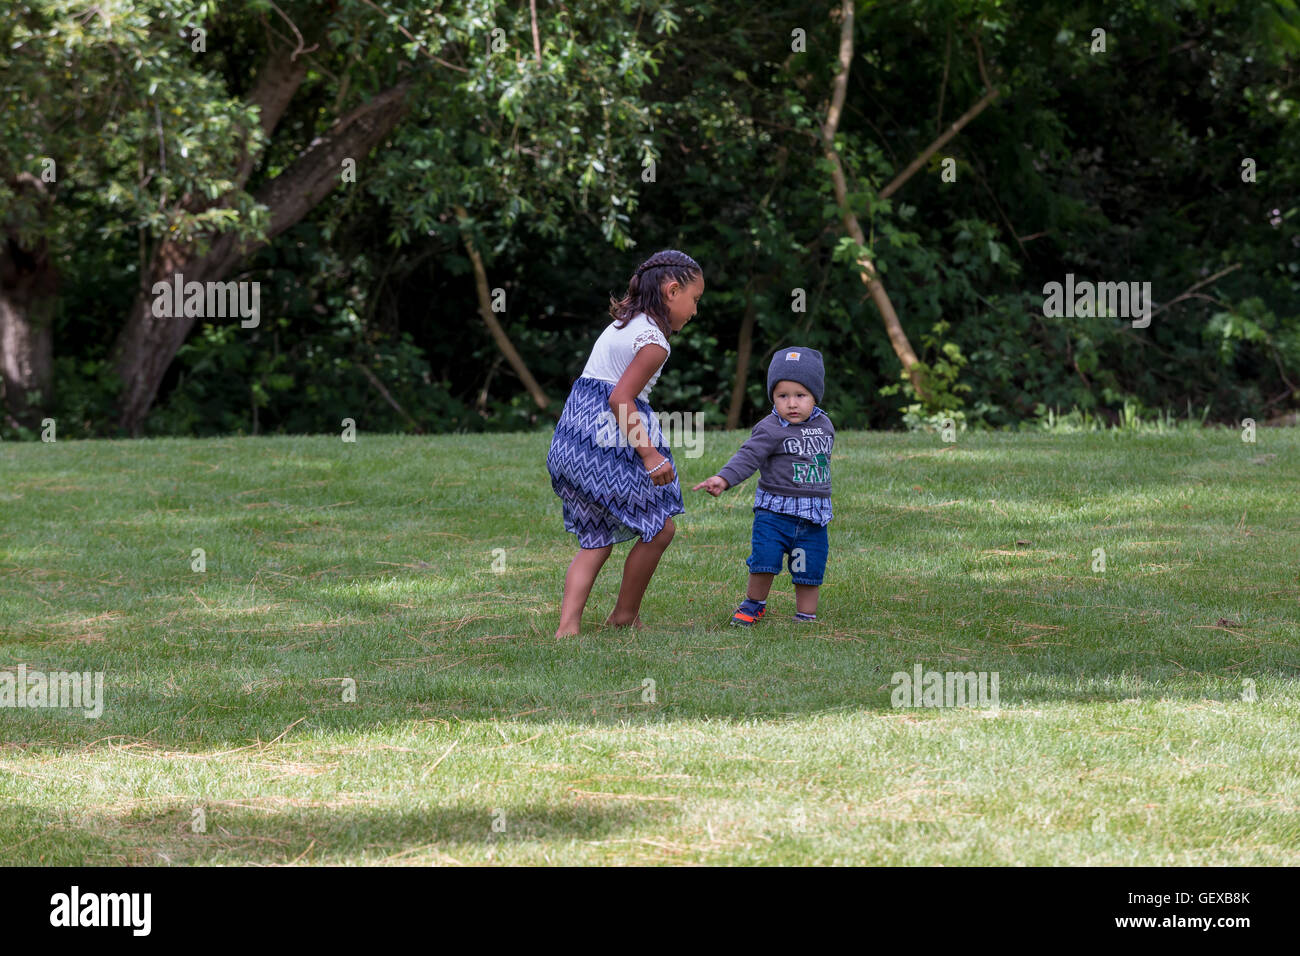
[609,343,672,481]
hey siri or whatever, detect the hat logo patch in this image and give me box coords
[786,351,800,360]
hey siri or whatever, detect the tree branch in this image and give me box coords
[205,82,413,278]
[357,361,424,432]
[266,0,317,59]
[232,48,312,191]
[530,0,542,65]
[935,21,952,134]
[453,205,550,412]
[821,0,925,399]
[1148,263,1242,320]
[879,86,999,200]
[357,0,469,72]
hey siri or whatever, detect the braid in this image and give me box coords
[635,249,700,278]
[610,248,702,336]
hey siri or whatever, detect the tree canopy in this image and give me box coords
[2,0,1298,438]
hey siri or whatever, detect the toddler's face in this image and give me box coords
[664,274,704,333]
[772,381,815,423]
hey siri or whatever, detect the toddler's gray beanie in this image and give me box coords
[767,346,825,405]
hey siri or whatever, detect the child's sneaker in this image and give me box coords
[793,612,817,623]
[730,598,767,627]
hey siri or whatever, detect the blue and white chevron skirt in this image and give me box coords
[547,376,684,549]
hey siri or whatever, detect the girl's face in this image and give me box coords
[772,381,816,423]
[663,274,704,333]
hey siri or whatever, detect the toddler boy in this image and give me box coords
[693,346,834,625]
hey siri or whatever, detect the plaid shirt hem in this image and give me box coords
[753,489,832,526]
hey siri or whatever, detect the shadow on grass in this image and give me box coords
[1,626,1295,754]
[0,799,664,865]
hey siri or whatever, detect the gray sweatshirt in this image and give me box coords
[717,409,835,498]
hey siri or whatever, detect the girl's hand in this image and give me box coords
[692,475,729,497]
[643,452,676,486]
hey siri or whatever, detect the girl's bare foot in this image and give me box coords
[604,612,644,629]
[555,619,581,638]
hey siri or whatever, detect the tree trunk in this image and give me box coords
[822,0,926,400]
[454,205,551,412]
[0,236,57,431]
[232,54,312,192]
[726,277,760,430]
[112,81,413,435]
[111,238,213,437]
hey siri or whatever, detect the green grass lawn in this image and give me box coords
[1,425,1297,865]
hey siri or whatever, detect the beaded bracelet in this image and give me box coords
[646,459,668,476]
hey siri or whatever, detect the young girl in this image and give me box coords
[547,249,704,638]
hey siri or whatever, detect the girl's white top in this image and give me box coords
[579,312,671,403]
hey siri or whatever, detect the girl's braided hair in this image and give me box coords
[609,249,702,339]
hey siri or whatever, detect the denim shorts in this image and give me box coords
[746,507,829,586]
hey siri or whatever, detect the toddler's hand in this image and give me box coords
[692,475,729,497]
